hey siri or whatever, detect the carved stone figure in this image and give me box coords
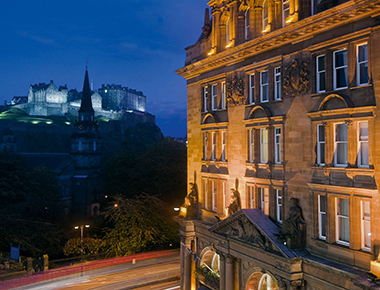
[283,59,310,96]
[279,198,306,249]
[227,178,241,215]
[181,171,199,219]
[226,73,245,106]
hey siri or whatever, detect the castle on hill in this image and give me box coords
[8,80,154,124]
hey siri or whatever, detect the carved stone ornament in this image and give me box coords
[283,59,310,97]
[227,72,245,106]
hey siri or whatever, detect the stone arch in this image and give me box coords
[243,267,279,290]
[199,246,220,272]
[220,9,231,25]
[318,94,352,111]
[202,113,218,124]
[247,105,272,119]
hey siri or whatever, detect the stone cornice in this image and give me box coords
[176,0,380,80]
[308,182,377,194]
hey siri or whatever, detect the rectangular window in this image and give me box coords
[283,0,290,26]
[362,200,371,250]
[260,71,269,102]
[260,128,268,163]
[357,43,368,86]
[276,189,282,223]
[248,185,255,208]
[274,127,281,164]
[223,181,227,215]
[211,132,216,161]
[249,74,255,104]
[358,121,369,168]
[274,67,281,100]
[211,84,218,111]
[221,131,226,161]
[204,179,208,210]
[212,180,217,212]
[249,129,254,163]
[317,124,325,165]
[204,86,208,112]
[334,49,348,90]
[334,123,348,167]
[336,198,349,245]
[319,195,326,240]
[261,188,269,216]
[203,133,207,160]
[221,82,226,109]
[316,55,326,93]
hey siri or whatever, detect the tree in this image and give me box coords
[63,237,103,257]
[102,194,179,257]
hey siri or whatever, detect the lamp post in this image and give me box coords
[74,224,90,263]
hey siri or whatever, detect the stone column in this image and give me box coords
[184,243,192,290]
[180,241,185,289]
[219,254,226,290]
[225,255,234,290]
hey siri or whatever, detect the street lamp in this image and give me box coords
[74,224,90,263]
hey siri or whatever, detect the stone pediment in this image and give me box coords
[209,209,296,259]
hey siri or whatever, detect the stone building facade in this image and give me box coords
[176,0,380,289]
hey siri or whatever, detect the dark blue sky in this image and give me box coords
[0,0,207,137]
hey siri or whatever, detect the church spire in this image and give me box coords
[79,69,94,113]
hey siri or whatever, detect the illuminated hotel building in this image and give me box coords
[176,0,380,289]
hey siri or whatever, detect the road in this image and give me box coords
[14,251,180,290]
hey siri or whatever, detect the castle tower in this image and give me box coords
[71,69,101,217]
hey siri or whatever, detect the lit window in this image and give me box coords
[361,200,371,250]
[249,129,254,163]
[334,49,348,90]
[260,128,268,163]
[262,0,269,31]
[212,84,218,111]
[221,131,226,161]
[283,0,290,26]
[248,185,255,209]
[260,188,269,216]
[316,55,326,93]
[358,121,369,168]
[211,132,216,161]
[274,67,281,100]
[245,8,250,40]
[249,74,255,104]
[357,43,368,86]
[276,189,282,223]
[203,133,208,160]
[274,127,281,164]
[318,195,326,240]
[334,123,348,167]
[204,86,208,112]
[221,82,226,109]
[317,124,325,165]
[226,18,231,45]
[212,180,217,212]
[336,198,349,245]
[260,71,269,102]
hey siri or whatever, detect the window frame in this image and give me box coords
[223,181,227,215]
[357,43,368,86]
[316,54,326,93]
[336,197,350,246]
[260,187,269,216]
[276,189,282,223]
[260,70,269,103]
[317,124,325,166]
[262,0,269,32]
[221,82,226,109]
[282,0,290,27]
[274,67,281,100]
[204,86,208,112]
[361,200,371,251]
[249,74,255,104]
[226,18,231,45]
[334,123,348,167]
[358,121,369,168]
[249,129,254,163]
[221,131,226,161]
[248,185,255,209]
[260,128,268,163]
[211,84,218,111]
[212,180,217,212]
[211,132,216,161]
[204,179,208,210]
[245,8,250,40]
[274,127,281,164]
[318,195,326,240]
[203,132,208,160]
[333,49,348,90]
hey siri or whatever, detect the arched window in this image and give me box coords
[246,272,278,290]
[245,8,250,40]
[226,18,231,45]
[201,251,220,273]
[262,0,269,32]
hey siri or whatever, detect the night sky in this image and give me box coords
[0,0,207,137]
